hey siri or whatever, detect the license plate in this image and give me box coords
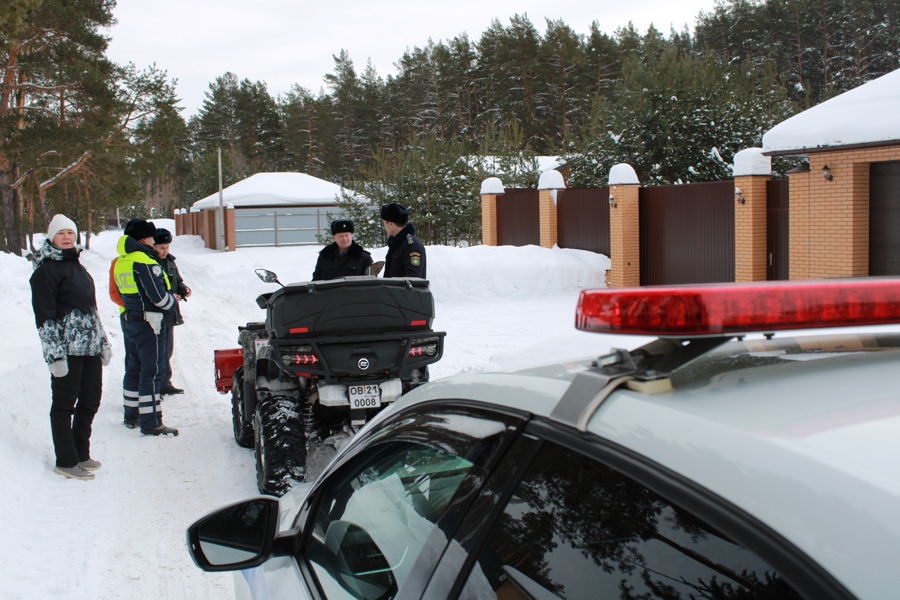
[348,384,381,410]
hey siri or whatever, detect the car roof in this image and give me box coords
[393,330,900,599]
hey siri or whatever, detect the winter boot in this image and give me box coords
[160,384,184,395]
[77,459,101,471]
[141,424,179,436]
[54,465,95,480]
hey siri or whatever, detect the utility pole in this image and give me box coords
[217,147,226,252]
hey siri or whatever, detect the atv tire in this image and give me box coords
[253,394,307,496]
[231,367,254,448]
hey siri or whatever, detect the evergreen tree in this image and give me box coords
[566,42,795,186]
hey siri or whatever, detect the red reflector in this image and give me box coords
[293,354,318,365]
[289,327,308,334]
[410,320,427,327]
[576,279,900,336]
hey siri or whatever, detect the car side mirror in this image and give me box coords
[186,497,281,572]
[255,269,284,287]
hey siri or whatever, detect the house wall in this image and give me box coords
[789,146,900,279]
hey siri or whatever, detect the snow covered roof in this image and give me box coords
[762,68,900,155]
[191,172,356,210]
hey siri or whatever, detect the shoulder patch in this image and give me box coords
[410,256,421,266]
[152,265,163,277]
[407,234,414,244]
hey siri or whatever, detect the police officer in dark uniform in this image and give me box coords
[312,220,373,281]
[153,228,191,395]
[113,219,178,436]
[381,203,426,278]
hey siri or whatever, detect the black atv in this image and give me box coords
[214,269,445,496]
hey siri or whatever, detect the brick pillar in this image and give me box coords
[225,206,236,251]
[734,175,769,281]
[788,170,811,280]
[608,184,640,287]
[481,193,498,246]
[538,189,558,248]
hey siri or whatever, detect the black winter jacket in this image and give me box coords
[312,241,374,281]
[157,254,188,326]
[383,224,426,278]
[30,241,110,364]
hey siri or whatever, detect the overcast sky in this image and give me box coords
[105,0,719,119]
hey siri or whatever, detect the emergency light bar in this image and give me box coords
[576,279,900,336]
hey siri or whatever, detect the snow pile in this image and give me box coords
[0,226,615,599]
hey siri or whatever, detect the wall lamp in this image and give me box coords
[608,193,616,208]
[822,165,833,181]
[734,187,744,204]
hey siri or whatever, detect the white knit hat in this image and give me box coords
[47,214,77,241]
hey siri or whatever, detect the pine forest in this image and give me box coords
[2,0,899,251]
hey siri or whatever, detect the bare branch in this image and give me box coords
[39,151,91,191]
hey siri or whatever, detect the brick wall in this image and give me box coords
[789,146,900,279]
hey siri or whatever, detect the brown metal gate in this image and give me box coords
[767,179,790,280]
[869,161,900,275]
[557,188,610,255]
[640,181,735,285]
[496,189,540,247]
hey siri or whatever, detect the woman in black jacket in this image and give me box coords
[30,214,112,481]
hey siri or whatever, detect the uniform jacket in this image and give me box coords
[312,241,374,281]
[383,224,426,278]
[157,254,188,326]
[30,241,111,365]
[112,235,175,316]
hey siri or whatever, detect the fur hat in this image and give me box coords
[47,214,77,241]
[331,220,354,235]
[380,203,409,225]
[154,228,173,245]
[124,218,156,241]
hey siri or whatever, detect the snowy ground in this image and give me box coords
[0,222,636,599]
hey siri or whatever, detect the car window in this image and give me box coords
[459,441,804,600]
[300,406,525,600]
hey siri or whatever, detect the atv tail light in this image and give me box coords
[576,279,900,336]
[289,327,309,334]
[408,337,439,357]
[281,345,318,366]
[410,320,427,327]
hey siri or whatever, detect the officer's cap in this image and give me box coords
[124,218,156,241]
[154,228,173,245]
[331,220,354,235]
[380,203,409,225]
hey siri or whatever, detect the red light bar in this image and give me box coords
[289,327,308,334]
[410,320,427,327]
[576,279,900,336]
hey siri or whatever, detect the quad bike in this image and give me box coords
[214,267,446,496]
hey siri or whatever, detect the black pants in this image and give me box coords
[50,354,102,468]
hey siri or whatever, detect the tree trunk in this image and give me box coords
[0,167,25,254]
[39,184,52,225]
[85,191,92,250]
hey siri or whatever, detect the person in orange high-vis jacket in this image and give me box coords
[109,255,130,369]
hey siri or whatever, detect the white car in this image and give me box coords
[187,278,900,600]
